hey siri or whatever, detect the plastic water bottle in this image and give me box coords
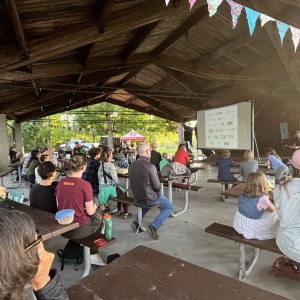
[103,214,112,240]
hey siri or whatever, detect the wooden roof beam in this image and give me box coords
[105,97,179,122]
[157,66,209,107]
[98,0,114,33]
[1,0,189,72]
[5,0,28,58]
[151,4,208,56]
[121,21,160,61]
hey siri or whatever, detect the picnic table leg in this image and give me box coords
[167,181,189,218]
[81,246,92,278]
[136,207,146,235]
[161,182,164,196]
[221,184,226,201]
[238,243,260,281]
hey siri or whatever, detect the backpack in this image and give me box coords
[161,162,191,179]
[269,256,300,281]
[107,253,120,264]
[57,240,83,271]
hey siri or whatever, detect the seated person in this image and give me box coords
[217,150,238,189]
[150,141,161,171]
[112,144,125,161]
[174,143,198,174]
[0,209,68,299]
[30,161,58,214]
[26,150,41,184]
[35,154,50,184]
[265,148,289,182]
[233,172,278,240]
[82,147,101,195]
[239,150,258,182]
[129,142,173,240]
[159,152,169,171]
[56,153,103,265]
[274,150,300,266]
[98,149,131,219]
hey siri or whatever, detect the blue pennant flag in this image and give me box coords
[245,7,260,35]
[276,21,290,45]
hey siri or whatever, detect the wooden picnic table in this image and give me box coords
[230,167,276,177]
[221,182,246,198]
[0,200,79,241]
[67,245,288,300]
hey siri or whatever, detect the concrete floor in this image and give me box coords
[3,163,298,299]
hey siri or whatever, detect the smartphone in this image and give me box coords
[93,238,108,247]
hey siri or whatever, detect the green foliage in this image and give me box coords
[21,103,179,151]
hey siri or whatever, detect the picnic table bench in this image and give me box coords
[205,222,282,281]
[207,179,240,201]
[72,231,116,278]
[118,173,204,217]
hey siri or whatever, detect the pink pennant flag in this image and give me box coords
[189,0,197,10]
[165,0,171,5]
[226,0,244,29]
[207,0,223,17]
[291,26,300,52]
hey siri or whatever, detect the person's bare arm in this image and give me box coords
[267,200,276,212]
[85,200,97,215]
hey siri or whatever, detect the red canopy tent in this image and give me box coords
[120,130,145,141]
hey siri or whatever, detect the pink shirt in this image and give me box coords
[256,195,270,210]
[55,177,93,226]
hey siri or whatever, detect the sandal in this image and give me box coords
[123,213,132,219]
[116,210,123,216]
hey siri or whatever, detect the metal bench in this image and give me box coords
[205,222,282,281]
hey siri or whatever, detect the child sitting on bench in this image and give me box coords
[217,150,238,189]
[233,172,278,240]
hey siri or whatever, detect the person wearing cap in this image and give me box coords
[273,149,300,264]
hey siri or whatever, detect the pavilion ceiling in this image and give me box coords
[0,0,300,128]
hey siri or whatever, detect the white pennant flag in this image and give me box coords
[260,14,275,27]
[291,26,300,52]
[165,0,171,5]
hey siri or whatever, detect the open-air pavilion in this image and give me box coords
[0,0,300,166]
[0,1,299,298]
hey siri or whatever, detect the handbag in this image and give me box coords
[269,256,300,281]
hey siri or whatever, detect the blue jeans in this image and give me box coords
[136,195,173,230]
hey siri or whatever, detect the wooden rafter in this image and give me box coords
[151,4,208,56]
[121,21,160,61]
[0,0,189,72]
[98,0,114,33]
[5,0,28,57]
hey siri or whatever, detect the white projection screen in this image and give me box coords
[197,102,253,150]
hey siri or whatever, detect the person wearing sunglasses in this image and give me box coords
[0,208,68,300]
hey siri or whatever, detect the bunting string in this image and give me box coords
[164,0,300,52]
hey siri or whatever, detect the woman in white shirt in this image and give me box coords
[274,149,300,264]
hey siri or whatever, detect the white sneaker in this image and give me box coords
[90,254,106,266]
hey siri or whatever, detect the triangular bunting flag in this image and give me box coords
[226,0,244,29]
[290,26,300,52]
[276,21,290,45]
[165,0,171,5]
[260,14,275,27]
[189,0,197,10]
[207,0,223,17]
[245,7,260,35]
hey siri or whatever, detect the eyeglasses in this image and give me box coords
[25,230,42,252]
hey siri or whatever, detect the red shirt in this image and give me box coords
[174,149,189,166]
[55,177,93,226]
